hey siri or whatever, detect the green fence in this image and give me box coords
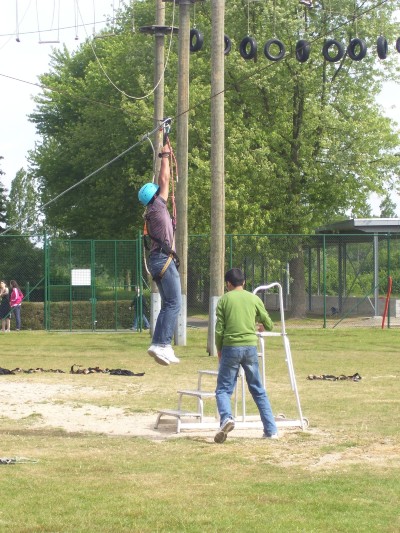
[1,232,399,330]
[0,234,142,331]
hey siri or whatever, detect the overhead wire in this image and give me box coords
[0,72,135,116]
[1,0,395,236]
[75,0,177,101]
[0,19,107,39]
[1,118,172,236]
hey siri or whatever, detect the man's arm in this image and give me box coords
[158,143,170,201]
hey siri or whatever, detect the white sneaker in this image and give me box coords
[214,418,235,444]
[164,345,180,364]
[262,433,279,439]
[147,345,170,366]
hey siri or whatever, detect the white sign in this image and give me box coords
[71,269,91,286]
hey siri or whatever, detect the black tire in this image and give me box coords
[224,34,232,55]
[239,36,257,60]
[190,28,204,53]
[347,37,367,61]
[396,37,400,53]
[322,39,344,62]
[264,38,286,61]
[377,36,388,59]
[295,39,311,63]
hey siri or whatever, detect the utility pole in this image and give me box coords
[165,0,203,346]
[140,1,178,333]
[207,0,225,355]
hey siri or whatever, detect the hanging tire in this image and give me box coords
[322,39,344,62]
[239,36,257,60]
[295,39,311,62]
[396,37,400,53]
[224,34,232,55]
[190,28,204,53]
[264,38,286,61]
[347,37,367,61]
[377,36,388,59]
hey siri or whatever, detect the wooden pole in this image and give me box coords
[207,0,225,355]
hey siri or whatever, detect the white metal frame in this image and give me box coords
[251,282,307,430]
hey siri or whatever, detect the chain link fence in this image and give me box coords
[1,233,399,330]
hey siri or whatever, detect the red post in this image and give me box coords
[381,276,393,329]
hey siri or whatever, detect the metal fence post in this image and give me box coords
[44,231,49,331]
[137,232,143,331]
[323,235,326,328]
[91,240,96,331]
[387,233,391,328]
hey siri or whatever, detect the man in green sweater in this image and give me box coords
[214,268,278,443]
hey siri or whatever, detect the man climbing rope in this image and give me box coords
[138,120,181,366]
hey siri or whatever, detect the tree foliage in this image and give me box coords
[0,157,8,232]
[29,0,400,242]
[7,168,40,235]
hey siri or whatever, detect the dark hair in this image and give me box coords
[10,280,20,290]
[225,268,245,287]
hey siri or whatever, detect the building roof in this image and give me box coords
[316,218,400,235]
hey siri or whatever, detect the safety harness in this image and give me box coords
[143,119,179,282]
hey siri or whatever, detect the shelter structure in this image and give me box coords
[315,218,400,318]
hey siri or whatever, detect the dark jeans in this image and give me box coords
[12,305,21,330]
[149,252,181,345]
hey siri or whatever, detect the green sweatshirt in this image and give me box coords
[215,288,273,351]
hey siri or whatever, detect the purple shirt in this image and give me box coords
[146,196,175,253]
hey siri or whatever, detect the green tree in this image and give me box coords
[28,1,400,315]
[29,3,159,239]
[0,157,8,232]
[379,193,397,217]
[7,168,40,235]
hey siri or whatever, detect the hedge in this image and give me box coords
[14,301,139,331]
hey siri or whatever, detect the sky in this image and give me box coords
[0,0,119,189]
[0,1,399,216]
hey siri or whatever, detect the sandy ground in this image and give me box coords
[0,380,270,442]
[2,380,400,472]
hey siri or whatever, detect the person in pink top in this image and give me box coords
[9,280,24,331]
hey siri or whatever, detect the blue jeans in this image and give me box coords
[215,345,277,436]
[133,314,150,330]
[149,252,181,345]
[11,305,21,330]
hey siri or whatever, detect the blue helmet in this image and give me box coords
[138,183,159,206]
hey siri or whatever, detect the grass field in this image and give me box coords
[0,327,399,533]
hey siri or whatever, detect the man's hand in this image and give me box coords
[217,350,222,361]
[257,323,266,332]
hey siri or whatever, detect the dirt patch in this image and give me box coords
[2,381,399,472]
[1,381,265,441]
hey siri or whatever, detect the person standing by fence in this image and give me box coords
[0,280,11,333]
[129,286,150,331]
[10,280,23,331]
